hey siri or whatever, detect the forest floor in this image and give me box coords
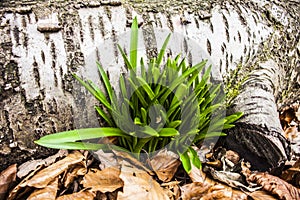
[1,104,300,200]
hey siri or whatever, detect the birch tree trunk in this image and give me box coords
[0,0,298,172]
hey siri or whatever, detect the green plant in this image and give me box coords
[35,18,243,173]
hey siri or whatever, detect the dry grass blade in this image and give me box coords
[0,164,17,200]
[117,161,169,200]
[149,149,181,182]
[27,177,58,200]
[249,172,300,200]
[56,190,96,200]
[81,167,123,193]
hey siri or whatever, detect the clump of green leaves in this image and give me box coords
[35,18,242,173]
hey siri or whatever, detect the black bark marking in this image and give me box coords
[225,28,230,42]
[22,32,28,49]
[158,17,163,29]
[79,19,84,43]
[252,15,257,25]
[21,16,27,28]
[166,13,174,32]
[51,60,56,70]
[222,13,229,29]
[101,0,122,6]
[225,52,229,71]
[206,39,211,55]
[41,50,45,64]
[88,15,95,41]
[32,58,40,88]
[194,17,199,29]
[221,44,225,55]
[98,15,106,38]
[50,42,56,61]
[104,6,112,21]
[187,52,192,67]
[219,59,222,69]
[183,37,188,54]
[13,26,20,45]
[230,53,233,63]
[54,72,58,87]
[244,45,247,54]
[95,47,100,61]
[238,31,241,43]
[111,28,118,59]
[238,13,247,27]
[209,20,214,33]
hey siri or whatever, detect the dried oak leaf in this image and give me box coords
[113,150,154,175]
[93,149,119,169]
[249,191,277,200]
[27,177,58,200]
[202,175,248,200]
[63,166,87,188]
[24,151,85,188]
[56,190,95,200]
[281,158,300,187]
[8,165,43,200]
[17,150,68,179]
[149,149,181,182]
[249,172,300,200]
[81,167,123,193]
[161,181,181,200]
[117,161,169,200]
[0,164,17,200]
[180,182,211,200]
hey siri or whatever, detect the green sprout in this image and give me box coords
[35,17,243,173]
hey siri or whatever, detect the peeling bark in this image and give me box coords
[0,0,298,172]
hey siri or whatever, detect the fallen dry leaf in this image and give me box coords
[27,177,58,200]
[93,149,118,169]
[200,184,233,200]
[161,181,181,200]
[296,106,300,121]
[8,165,43,200]
[249,190,277,200]
[284,126,298,140]
[149,149,181,182]
[249,172,300,199]
[81,167,123,193]
[22,151,85,188]
[113,150,154,175]
[17,150,68,179]
[117,161,169,200]
[281,158,300,187]
[56,190,95,200]
[63,166,87,188]
[180,182,211,200]
[188,163,205,182]
[0,164,17,200]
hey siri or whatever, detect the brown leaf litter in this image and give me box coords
[2,143,300,200]
[0,164,17,200]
